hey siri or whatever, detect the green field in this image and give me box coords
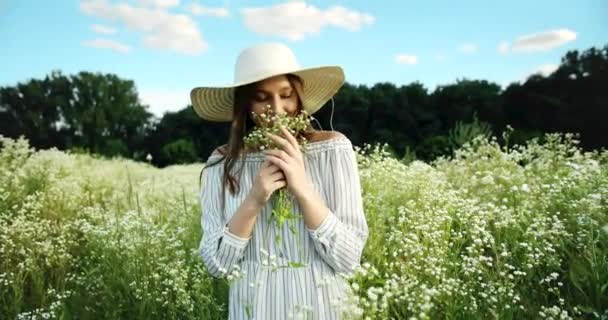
[1,130,607,319]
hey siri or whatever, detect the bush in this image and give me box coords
[415,135,452,161]
[102,138,129,158]
[160,139,199,165]
[448,112,493,150]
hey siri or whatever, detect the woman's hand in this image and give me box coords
[249,159,287,207]
[263,126,314,200]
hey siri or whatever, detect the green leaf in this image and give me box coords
[287,261,306,268]
[576,305,596,314]
[288,223,297,235]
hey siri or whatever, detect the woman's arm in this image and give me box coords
[209,146,275,240]
[296,185,330,232]
[227,193,264,238]
[296,143,369,275]
[198,163,260,278]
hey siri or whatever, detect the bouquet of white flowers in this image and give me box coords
[243,105,313,268]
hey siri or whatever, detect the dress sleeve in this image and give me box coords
[197,162,250,278]
[306,142,369,275]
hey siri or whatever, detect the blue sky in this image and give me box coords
[1,0,606,116]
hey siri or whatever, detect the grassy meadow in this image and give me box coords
[1,129,607,319]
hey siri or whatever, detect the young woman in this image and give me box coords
[191,42,368,319]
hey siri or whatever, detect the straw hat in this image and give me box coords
[190,43,345,122]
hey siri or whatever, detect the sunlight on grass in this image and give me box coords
[1,131,607,319]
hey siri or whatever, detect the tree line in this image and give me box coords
[1,44,606,167]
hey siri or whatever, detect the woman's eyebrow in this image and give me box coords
[256,86,293,94]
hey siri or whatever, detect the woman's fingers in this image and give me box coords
[265,132,297,158]
[279,126,300,152]
[264,149,289,162]
[263,163,283,175]
[272,179,287,190]
[270,171,285,182]
[261,158,271,169]
[265,154,288,171]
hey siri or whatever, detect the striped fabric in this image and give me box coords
[198,137,369,319]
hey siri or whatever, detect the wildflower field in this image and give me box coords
[1,130,607,319]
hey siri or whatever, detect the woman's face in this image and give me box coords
[249,75,300,125]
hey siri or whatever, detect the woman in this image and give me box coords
[191,42,368,319]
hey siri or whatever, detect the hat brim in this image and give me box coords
[190,66,344,122]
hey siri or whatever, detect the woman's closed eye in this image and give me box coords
[254,92,293,102]
[254,94,267,102]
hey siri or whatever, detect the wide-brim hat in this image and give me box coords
[190,42,345,122]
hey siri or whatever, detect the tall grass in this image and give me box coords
[347,131,608,319]
[1,129,607,319]
[0,136,226,319]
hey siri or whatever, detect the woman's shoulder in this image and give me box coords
[307,130,348,143]
[211,144,229,157]
[301,130,353,156]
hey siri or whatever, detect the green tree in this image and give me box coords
[0,71,153,158]
[431,79,503,132]
[66,71,153,155]
[503,44,608,149]
[144,107,229,167]
[0,71,70,149]
[160,139,199,164]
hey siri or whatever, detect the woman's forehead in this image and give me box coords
[255,75,293,92]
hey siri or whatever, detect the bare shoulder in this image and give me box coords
[308,130,348,143]
[211,144,229,157]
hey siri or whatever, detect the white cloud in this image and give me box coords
[503,29,577,53]
[435,54,447,62]
[136,0,180,9]
[83,38,131,53]
[139,88,191,116]
[241,1,374,41]
[459,43,477,54]
[189,3,229,17]
[498,41,509,54]
[91,24,117,35]
[395,54,418,65]
[533,64,559,77]
[80,0,206,55]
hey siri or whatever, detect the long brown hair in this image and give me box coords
[199,74,317,211]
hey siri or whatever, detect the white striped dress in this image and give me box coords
[198,136,369,320]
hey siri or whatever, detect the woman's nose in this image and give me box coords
[269,96,286,115]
